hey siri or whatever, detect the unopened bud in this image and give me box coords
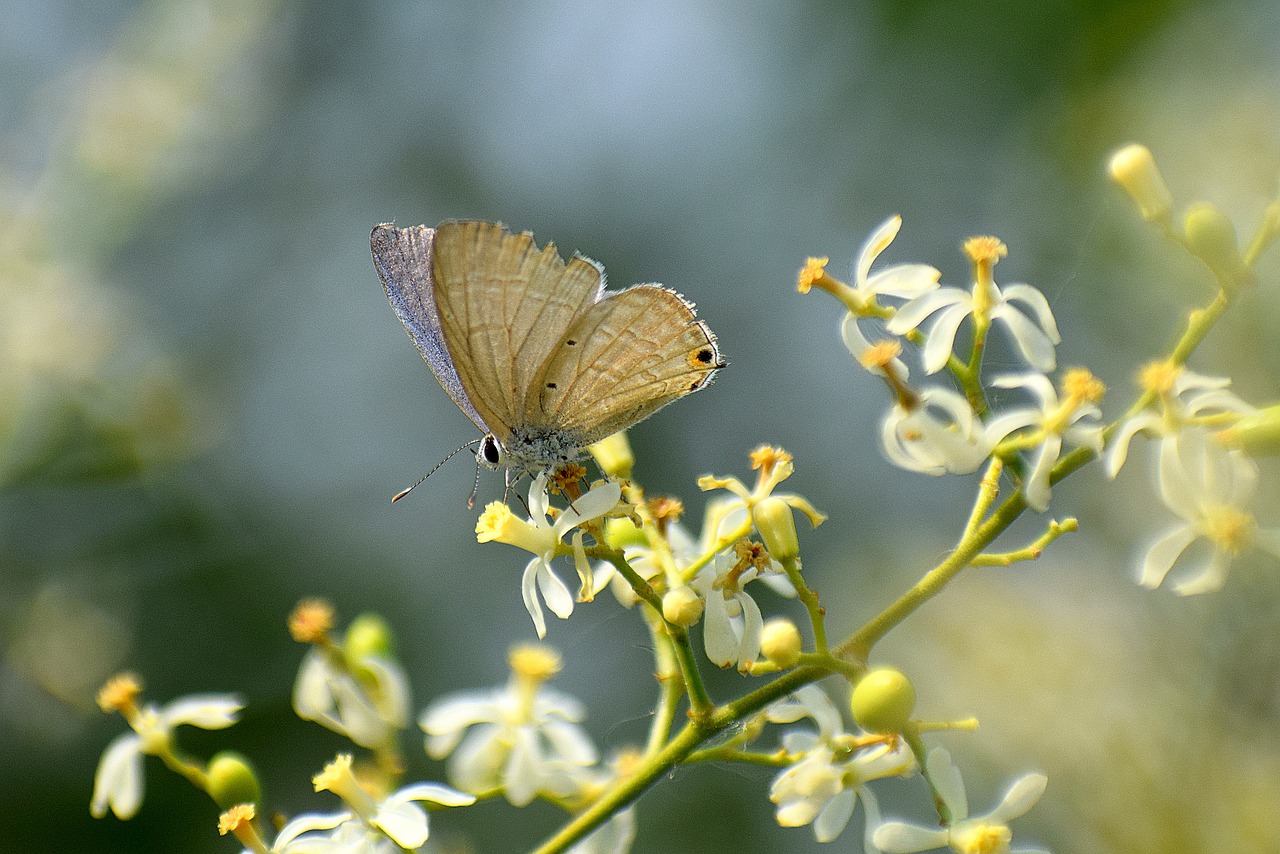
[1184,201,1254,292]
[1217,404,1280,457]
[344,613,395,661]
[207,751,261,810]
[850,666,916,734]
[588,431,634,479]
[662,585,704,627]
[759,618,802,668]
[1108,144,1172,223]
[754,496,799,562]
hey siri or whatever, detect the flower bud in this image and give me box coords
[206,751,261,810]
[344,612,395,661]
[754,496,799,561]
[850,667,916,734]
[602,516,645,550]
[1184,201,1254,292]
[662,585,704,627]
[1217,404,1280,457]
[588,431,634,479]
[1108,144,1172,223]
[759,618,802,668]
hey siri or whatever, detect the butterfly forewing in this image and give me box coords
[532,285,723,445]
[431,221,602,444]
[371,223,493,435]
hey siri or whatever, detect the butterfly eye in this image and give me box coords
[481,435,503,466]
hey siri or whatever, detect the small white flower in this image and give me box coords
[693,542,787,671]
[309,754,475,851]
[293,649,410,749]
[245,810,372,853]
[1105,365,1255,477]
[766,686,913,845]
[888,236,1058,375]
[881,387,996,475]
[1138,429,1280,595]
[91,693,242,819]
[984,371,1105,512]
[420,646,597,806]
[476,474,622,638]
[839,215,942,379]
[873,748,1048,854]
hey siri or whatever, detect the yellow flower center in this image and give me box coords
[963,236,1008,267]
[952,821,1013,854]
[1139,359,1180,396]
[217,804,255,836]
[1062,367,1106,405]
[860,339,903,371]
[288,598,335,643]
[797,257,831,293]
[97,673,143,715]
[509,643,562,682]
[477,502,557,554]
[1203,504,1256,555]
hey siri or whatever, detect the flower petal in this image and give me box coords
[1138,524,1197,589]
[872,821,949,853]
[1001,284,1060,343]
[987,772,1047,822]
[91,733,143,819]
[854,215,903,287]
[160,694,243,729]
[921,302,972,374]
[814,787,856,842]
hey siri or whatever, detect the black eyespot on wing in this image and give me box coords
[690,381,700,391]
[695,348,713,364]
[546,382,557,389]
[565,339,577,346]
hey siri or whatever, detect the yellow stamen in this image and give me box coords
[217,804,255,836]
[952,821,1013,854]
[797,257,832,294]
[859,339,903,371]
[1204,505,1256,555]
[1138,360,1180,397]
[1062,367,1106,405]
[288,599,335,644]
[509,643,562,682]
[97,673,143,716]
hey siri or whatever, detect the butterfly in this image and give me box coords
[371,220,725,486]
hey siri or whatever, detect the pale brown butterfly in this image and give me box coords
[371,220,725,494]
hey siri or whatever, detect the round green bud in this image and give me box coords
[344,612,396,661]
[850,667,916,734]
[206,751,261,810]
[759,618,802,668]
[1108,144,1172,223]
[754,496,799,562]
[1218,404,1280,457]
[1184,201,1254,291]
[662,585,704,627]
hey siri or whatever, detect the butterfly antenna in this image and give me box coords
[467,453,484,510]
[392,438,483,504]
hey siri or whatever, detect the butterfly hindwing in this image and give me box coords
[531,284,723,446]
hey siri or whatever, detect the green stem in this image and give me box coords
[780,555,827,653]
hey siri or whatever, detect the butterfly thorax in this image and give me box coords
[498,424,590,473]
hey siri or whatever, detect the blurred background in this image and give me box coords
[3,0,1280,851]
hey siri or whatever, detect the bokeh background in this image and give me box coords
[4,1,1280,851]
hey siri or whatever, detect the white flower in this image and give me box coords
[873,748,1048,854]
[293,649,410,749]
[476,474,622,638]
[693,542,785,671]
[839,215,942,379]
[309,754,475,851]
[888,237,1058,375]
[420,645,597,806]
[1138,428,1280,595]
[984,371,1105,511]
[91,693,241,819]
[246,810,384,853]
[1105,365,1255,477]
[881,387,996,475]
[766,686,913,845]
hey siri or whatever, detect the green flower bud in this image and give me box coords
[344,612,396,661]
[662,585,704,627]
[588,431,634,479]
[850,667,916,734]
[206,751,261,810]
[754,496,799,562]
[602,516,646,550]
[1217,405,1280,457]
[759,618,802,668]
[1108,144,1173,223]
[1184,201,1254,292]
